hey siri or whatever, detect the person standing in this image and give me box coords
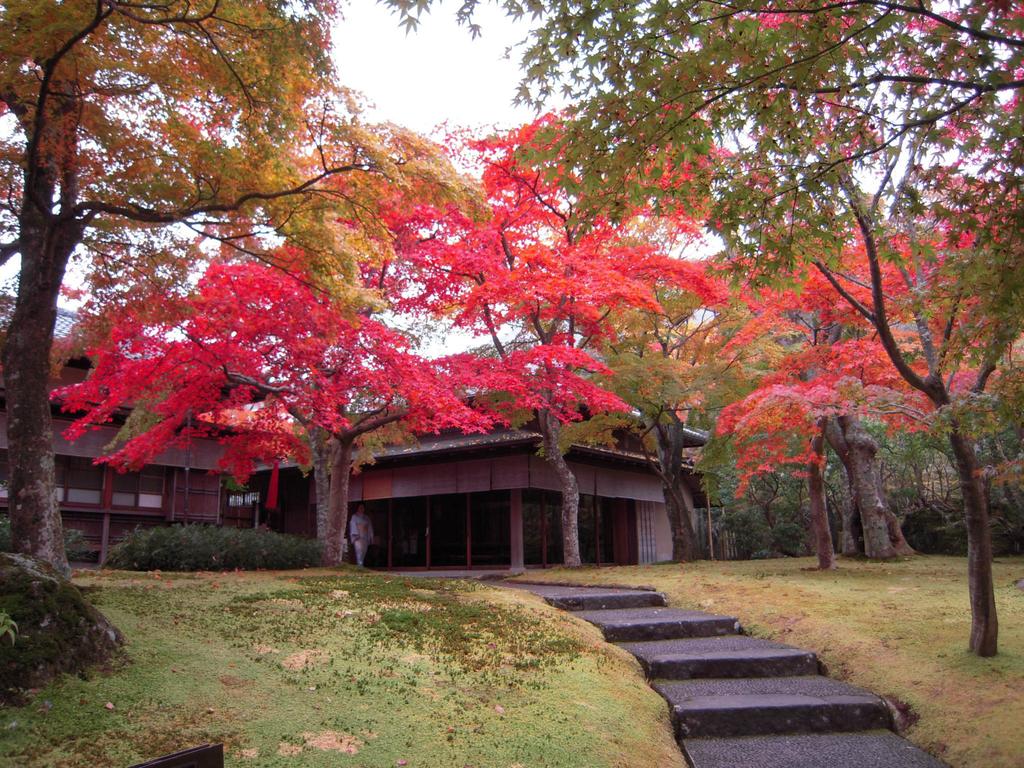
[349,505,374,567]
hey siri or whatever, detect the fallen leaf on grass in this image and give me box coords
[219,675,252,688]
[282,649,328,671]
[302,730,363,754]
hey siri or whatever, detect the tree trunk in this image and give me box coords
[831,415,912,558]
[825,417,863,555]
[878,467,915,556]
[310,427,332,543]
[663,482,699,562]
[322,435,353,567]
[808,429,836,570]
[841,493,865,556]
[654,419,698,561]
[2,226,76,576]
[538,410,581,567]
[841,417,898,559]
[948,426,998,656]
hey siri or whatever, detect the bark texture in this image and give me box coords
[3,227,78,576]
[807,429,836,570]
[949,427,998,656]
[310,427,332,543]
[840,496,865,556]
[322,436,353,567]
[825,418,863,554]
[663,482,699,562]
[826,415,914,558]
[654,420,699,561]
[538,410,581,567]
[840,415,898,559]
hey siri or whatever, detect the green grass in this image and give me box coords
[513,555,1024,768]
[0,568,683,768]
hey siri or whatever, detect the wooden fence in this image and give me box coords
[694,508,740,560]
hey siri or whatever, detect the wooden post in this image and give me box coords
[183,410,192,524]
[465,494,472,568]
[100,511,111,565]
[386,500,393,569]
[510,489,524,570]
[425,495,431,569]
[706,499,714,562]
[99,467,113,565]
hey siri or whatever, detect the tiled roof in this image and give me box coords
[55,307,78,339]
[267,423,707,472]
[0,304,78,339]
[375,429,541,459]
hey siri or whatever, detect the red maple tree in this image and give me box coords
[57,260,494,565]
[718,244,980,568]
[386,118,690,566]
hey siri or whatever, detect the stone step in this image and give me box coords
[655,676,891,738]
[683,731,948,768]
[574,607,741,642]
[504,582,667,611]
[619,636,820,680]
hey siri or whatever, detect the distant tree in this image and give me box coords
[596,256,764,561]
[58,261,492,566]
[749,263,918,560]
[0,1,462,573]
[718,261,937,568]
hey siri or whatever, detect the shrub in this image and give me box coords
[105,524,322,571]
[719,505,810,560]
[0,515,94,561]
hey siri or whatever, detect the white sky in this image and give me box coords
[332,4,548,356]
[332,3,541,137]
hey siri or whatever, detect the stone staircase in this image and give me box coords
[508,582,946,768]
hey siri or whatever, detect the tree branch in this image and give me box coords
[69,163,374,223]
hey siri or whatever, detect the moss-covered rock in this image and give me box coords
[0,553,122,704]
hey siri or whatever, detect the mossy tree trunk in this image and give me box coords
[654,419,699,562]
[826,415,914,558]
[808,426,836,570]
[538,409,581,567]
[323,435,354,567]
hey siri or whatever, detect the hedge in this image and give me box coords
[0,516,92,562]
[104,524,323,571]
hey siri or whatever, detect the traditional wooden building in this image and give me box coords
[241,427,706,570]
[2,311,706,568]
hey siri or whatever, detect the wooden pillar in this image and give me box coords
[465,494,472,568]
[387,500,393,569]
[99,511,111,565]
[510,488,524,570]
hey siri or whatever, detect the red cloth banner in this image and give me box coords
[266,461,280,511]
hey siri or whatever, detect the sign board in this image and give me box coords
[129,744,223,768]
